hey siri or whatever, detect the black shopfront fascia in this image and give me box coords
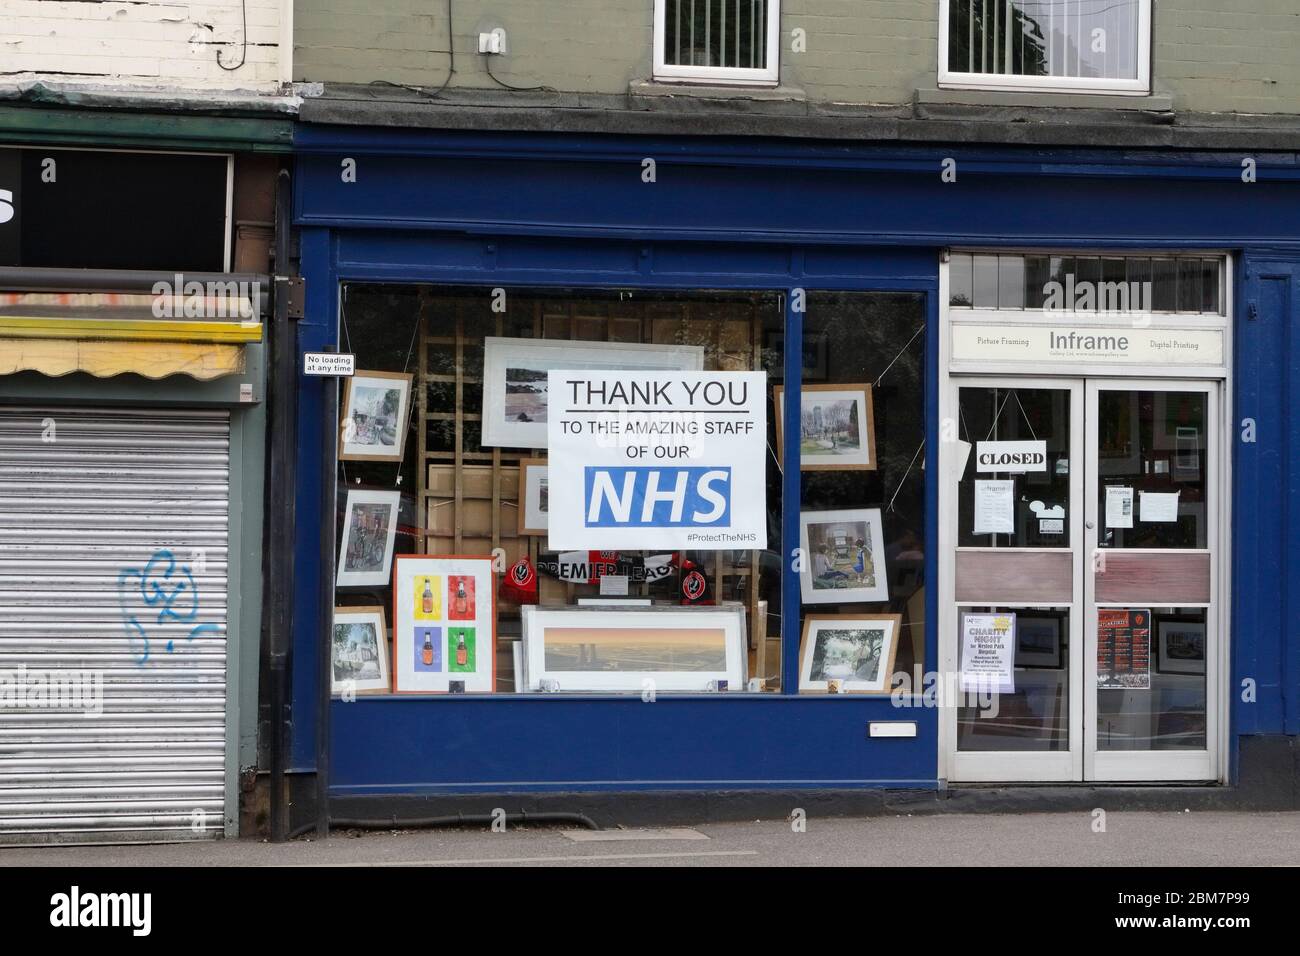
[0,146,228,272]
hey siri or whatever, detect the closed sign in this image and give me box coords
[976,440,1047,473]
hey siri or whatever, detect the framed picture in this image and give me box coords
[1172,425,1201,481]
[340,370,413,462]
[331,606,391,695]
[799,508,890,604]
[336,489,401,587]
[1015,614,1063,669]
[520,604,747,692]
[764,330,829,381]
[1157,619,1206,675]
[391,555,496,693]
[1097,390,1141,477]
[517,457,549,536]
[480,336,704,448]
[798,613,902,694]
[1152,391,1207,451]
[774,384,876,471]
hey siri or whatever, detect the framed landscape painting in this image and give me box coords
[774,384,876,471]
[339,370,412,462]
[331,606,390,695]
[520,605,747,692]
[481,337,704,448]
[798,613,902,694]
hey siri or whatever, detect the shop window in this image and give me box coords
[794,293,927,696]
[939,0,1152,95]
[331,286,785,697]
[949,252,1225,317]
[654,0,780,84]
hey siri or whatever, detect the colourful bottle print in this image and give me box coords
[421,580,433,615]
[454,579,468,615]
[421,632,434,667]
[456,633,468,667]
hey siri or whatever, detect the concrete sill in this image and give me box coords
[917,85,1173,114]
[629,78,806,104]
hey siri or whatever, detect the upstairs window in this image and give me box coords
[654,0,780,84]
[939,0,1152,95]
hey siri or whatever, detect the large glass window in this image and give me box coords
[331,286,785,696]
[940,1,1152,94]
[795,293,927,695]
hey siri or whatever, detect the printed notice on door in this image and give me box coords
[960,612,1016,694]
[1097,608,1151,690]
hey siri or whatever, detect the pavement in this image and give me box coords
[2,810,1298,866]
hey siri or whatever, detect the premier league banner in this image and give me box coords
[546,370,767,551]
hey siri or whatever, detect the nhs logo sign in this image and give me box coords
[548,369,767,551]
[584,467,730,528]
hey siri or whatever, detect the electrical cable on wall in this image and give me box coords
[216,0,248,71]
[484,53,555,93]
[369,0,456,97]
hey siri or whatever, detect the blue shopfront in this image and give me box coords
[286,125,1300,826]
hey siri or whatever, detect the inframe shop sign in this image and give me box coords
[951,324,1225,368]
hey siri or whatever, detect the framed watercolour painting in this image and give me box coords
[520,604,747,692]
[799,508,890,604]
[331,606,390,695]
[517,458,549,536]
[774,384,876,471]
[336,489,401,587]
[340,370,413,462]
[392,555,496,693]
[481,337,704,448]
[798,613,902,694]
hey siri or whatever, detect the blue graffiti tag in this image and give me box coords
[118,549,215,664]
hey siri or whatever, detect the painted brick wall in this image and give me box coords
[294,1,1300,115]
[2,0,287,92]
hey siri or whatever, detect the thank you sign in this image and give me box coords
[547,370,767,550]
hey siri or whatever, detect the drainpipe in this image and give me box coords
[265,167,298,841]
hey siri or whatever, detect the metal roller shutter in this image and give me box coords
[0,405,229,844]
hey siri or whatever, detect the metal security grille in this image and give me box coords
[948,0,1141,80]
[0,406,229,844]
[663,0,770,70]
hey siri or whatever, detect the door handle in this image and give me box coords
[1085,520,1095,530]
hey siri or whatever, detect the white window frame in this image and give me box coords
[653,0,780,86]
[937,0,1152,96]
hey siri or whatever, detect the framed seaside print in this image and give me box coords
[798,613,902,694]
[517,458,549,536]
[520,604,747,693]
[340,370,413,462]
[799,508,890,604]
[336,489,401,587]
[1157,619,1206,675]
[774,384,876,471]
[392,555,496,693]
[331,606,391,695]
[480,337,704,448]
